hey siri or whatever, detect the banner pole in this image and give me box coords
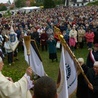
[58,34,90,84]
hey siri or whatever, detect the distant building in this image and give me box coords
[70,0,90,6]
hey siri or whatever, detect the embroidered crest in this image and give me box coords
[9,34,16,43]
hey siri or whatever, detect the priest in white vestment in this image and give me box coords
[0,57,33,98]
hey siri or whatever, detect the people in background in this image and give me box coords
[69,25,77,52]
[77,26,85,49]
[47,35,58,62]
[63,30,69,45]
[40,30,48,51]
[4,35,13,65]
[30,27,39,48]
[85,28,94,50]
[86,43,98,68]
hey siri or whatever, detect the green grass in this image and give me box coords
[2,44,89,98]
[2,51,27,81]
[2,44,89,82]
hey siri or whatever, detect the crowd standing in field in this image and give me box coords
[0,6,98,63]
[0,5,98,98]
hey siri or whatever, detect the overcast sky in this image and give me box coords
[0,0,14,3]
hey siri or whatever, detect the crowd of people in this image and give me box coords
[0,5,98,98]
[0,5,98,62]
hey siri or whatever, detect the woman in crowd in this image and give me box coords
[47,35,58,62]
[85,28,95,50]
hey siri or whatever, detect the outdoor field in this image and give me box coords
[2,44,89,98]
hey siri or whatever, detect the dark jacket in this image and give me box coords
[86,49,98,68]
[76,64,88,98]
[94,27,98,44]
[86,68,98,98]
[40,33,48,45]
[47,39,56,53]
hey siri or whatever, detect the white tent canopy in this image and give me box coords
[20,6,40,13]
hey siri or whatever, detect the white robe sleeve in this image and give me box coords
[0,72,32,98]
[24,73,34,90]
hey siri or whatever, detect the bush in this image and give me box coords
[31,2,43,6]
[87,0,98,5]
[0,4,7,11]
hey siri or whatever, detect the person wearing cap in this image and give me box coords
[86,61,98,98]
[86,43,98,68]
[0,56,33,98]
[76,58,88,98]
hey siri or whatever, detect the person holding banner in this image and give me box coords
[86,61,98,98]
[0,56,33,98]
[76,58,88,98]
[78,58,98,98]
[33,76,57,98]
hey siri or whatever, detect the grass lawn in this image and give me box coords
[2,44,89,98]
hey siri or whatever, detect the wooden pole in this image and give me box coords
[58,34,90,84]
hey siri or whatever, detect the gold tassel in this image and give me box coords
[24,36,31,55]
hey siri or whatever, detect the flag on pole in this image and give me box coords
[9,26,19,51]
[24,39,45,77]
[57,46,77,98]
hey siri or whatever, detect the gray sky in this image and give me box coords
[0,0,14,3]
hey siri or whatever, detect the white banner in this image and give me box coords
[57,46,77,98]
[23,40,45,77]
